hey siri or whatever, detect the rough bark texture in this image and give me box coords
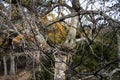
[54,16,79,80]
[54,55,68,80]
[72,0,81,11]
[64,16,79,48]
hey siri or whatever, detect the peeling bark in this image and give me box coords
[54,55,68,80]
[54,16,79,80]
[64,16,79,49]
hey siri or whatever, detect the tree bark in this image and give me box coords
[10,55,16,75]
[32,53,36,80]
[54,15,79,80]
[54,54,68,80]
[3,56,8,76]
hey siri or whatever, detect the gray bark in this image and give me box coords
[32,53,36,80]
[64,16,79,48]
[10,55,16,75]
[54,16,79,80]
[3,56,8,76]
[54,55,68,80]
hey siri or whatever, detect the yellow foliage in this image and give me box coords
[49,13,66,34]
[47,13,67,43]
[41,16,48,23]
[40,13,67,43]
[12,35,23,43]
[12,34,35,43]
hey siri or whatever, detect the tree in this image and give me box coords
[3,56,7,76]
[117,31,120,67]
[0,0,120,80]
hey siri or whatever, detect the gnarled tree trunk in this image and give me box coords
[54,54,68,80]
[54,16,79,80]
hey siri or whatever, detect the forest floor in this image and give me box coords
[0,69,31,80]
